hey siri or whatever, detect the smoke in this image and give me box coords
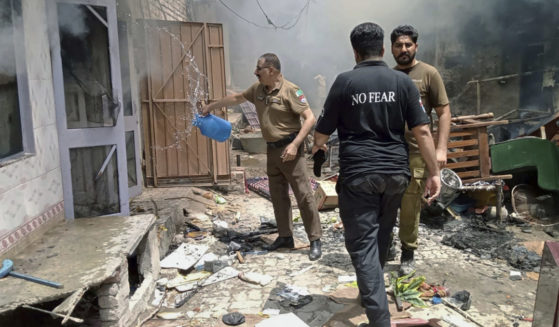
[191,0,451,113]
[57,3,89,37]
[0,1,17,77]
[190,0,559,116]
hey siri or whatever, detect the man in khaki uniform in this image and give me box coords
[390,25,451,275]
[202,53,322,261]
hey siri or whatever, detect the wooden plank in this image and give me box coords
[456,170,480,179]
[445,160,480,169]
[448,139,478,148]
[447,149,479,159]
[195,23,211,178]
[450,130,477,138]
[204,23,218,184]
[181,23,196,176]
[171,23,187,177]
[160,26,177,178]
[451,113,494,122]
[478,127,490,177]
[451,120,509,130]
[208,24,230,177]
[462,175,513,184]
[188,22,209,177]
[153,28,167,178]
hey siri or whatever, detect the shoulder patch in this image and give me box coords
[295,89,307,103]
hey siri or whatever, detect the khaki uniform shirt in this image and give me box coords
[396,61,449,154]
[242,78,309,142]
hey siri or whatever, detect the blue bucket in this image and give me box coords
[193,114,232,142]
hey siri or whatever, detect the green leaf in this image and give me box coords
[401,290,422,300]
[405,297,428,308]
[404,276,426,292]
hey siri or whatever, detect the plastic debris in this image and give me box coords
[204,255,233,273]
[227,241,242,253]
[222,312,245,326]
[510,271,523,281]
[212,219,229,237]
[451,290,472,311]
[151,288,165,306]
[260,216,277,227]
[214,194,227,204]
[276,284,313,309]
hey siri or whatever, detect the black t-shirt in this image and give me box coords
[315,60,430,181]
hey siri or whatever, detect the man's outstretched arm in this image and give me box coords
[201,93,246,116]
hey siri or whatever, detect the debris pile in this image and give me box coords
[441,220,541,271]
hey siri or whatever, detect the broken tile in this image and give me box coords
[160,243,208,270]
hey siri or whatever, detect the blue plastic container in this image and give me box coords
[193,114,232,142]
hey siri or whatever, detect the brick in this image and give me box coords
[97,283,119,297]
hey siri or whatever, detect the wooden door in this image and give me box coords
[140,21,230,186]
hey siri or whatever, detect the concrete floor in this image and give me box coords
[0,215,155,313]
[133,151,556,327]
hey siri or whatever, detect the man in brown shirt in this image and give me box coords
[391,25,451,275]
[202,53,322,261]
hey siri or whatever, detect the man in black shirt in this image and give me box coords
[313,22,441,327]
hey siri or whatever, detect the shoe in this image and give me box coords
[399,248,415,276]
[312,150,326,177]
[266,236,294,251]
[308,239,322,261]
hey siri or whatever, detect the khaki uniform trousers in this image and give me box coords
[399,153,427,250]
[266,144,322,241]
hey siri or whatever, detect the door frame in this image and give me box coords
[49,0,129,218]
[118,19,143,198]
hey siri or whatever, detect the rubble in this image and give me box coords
[441,219,542,271]
[128,163,553,327]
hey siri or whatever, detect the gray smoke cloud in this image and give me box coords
[191,0,453,113]
[57,3,89,37]
[0,2,17,77]
[190,0,559,117]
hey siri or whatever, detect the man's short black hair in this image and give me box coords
[390,25,419,44]
[259,53,281,72]
[350,22,384,59]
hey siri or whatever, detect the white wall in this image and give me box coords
[0,0,63,254]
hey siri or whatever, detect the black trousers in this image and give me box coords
[337,173,409,327]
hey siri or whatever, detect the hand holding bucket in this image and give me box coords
[192,113,232,142]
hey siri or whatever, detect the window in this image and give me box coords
[0,0,32,162]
